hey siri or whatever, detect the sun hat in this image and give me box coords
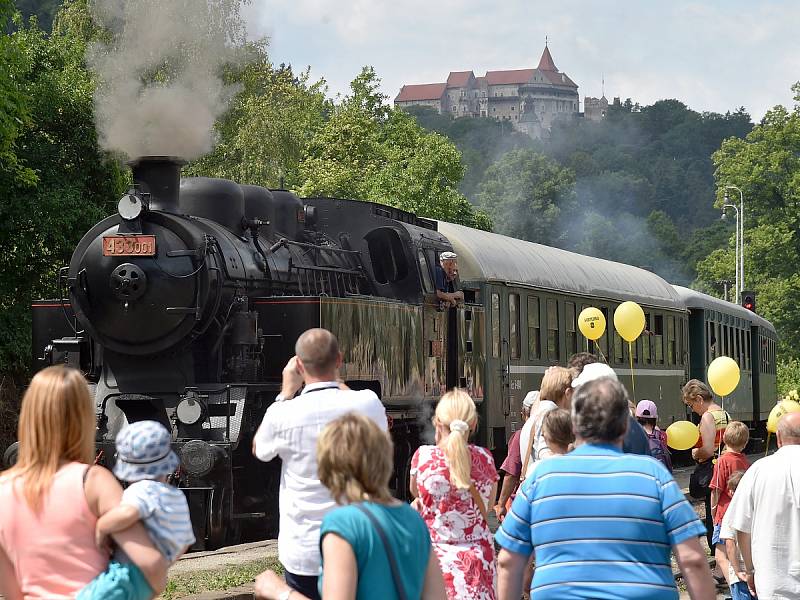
[635,399,658,419]
[522,390,540,410]
[571,362,618,388]
[113,420,179,482]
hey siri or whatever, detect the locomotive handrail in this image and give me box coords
[268,237,362,256]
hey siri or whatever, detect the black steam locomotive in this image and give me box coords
[25,156,463,548]
[19,156,778,549]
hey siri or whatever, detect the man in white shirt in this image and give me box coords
[253,328,387,600]
[726,411,800,599]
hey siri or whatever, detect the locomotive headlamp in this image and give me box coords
[180,440,220,477]
[118,193,144,220]
[177,394,206,426]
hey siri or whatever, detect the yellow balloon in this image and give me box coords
[613,301,646,342]
[707,356,740,397]
[666,420,700,451]
[767,399,800,433]
[578,307,606,341]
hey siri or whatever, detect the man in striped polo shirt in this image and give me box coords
[496,377,715,600]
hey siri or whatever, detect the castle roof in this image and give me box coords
[537,45,558,72]
[446,71,474,87]
[395,82,447,102]
[485,68,535,86]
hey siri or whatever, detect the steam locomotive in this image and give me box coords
[16,156,778,549]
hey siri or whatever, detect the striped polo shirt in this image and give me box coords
[496,443,705,599]
[122,480,196,563]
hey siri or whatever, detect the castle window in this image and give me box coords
[511,106,515,111]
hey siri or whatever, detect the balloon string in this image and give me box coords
[628,341,635,401]
[593,340,607,363]
[717,395,725,462]
[765,431,771,457]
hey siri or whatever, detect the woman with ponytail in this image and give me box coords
[410,390,498,600]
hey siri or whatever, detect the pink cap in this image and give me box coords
[635,400,658,418]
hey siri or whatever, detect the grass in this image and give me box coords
[159,558,283,600]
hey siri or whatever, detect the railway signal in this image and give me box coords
[741,290,756,312]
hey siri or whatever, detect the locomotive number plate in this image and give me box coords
[102,235,156,256]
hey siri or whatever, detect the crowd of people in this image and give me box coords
[1,327,799,600]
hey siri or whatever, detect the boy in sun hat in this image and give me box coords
[79,420,195,600]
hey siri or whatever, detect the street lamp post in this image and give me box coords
[721,203,740,299]
[724,185,744,297]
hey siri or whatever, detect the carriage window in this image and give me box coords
[745,331,751,371]
[707,320,716,360]
[491,293,500,358]
[417,250,433,294]
[527,296,541,360]
[643,312,652,364]
[509,293,520,359]
[744,330,749,368]
[613,327,624,364]
[565,302,577,356]
[465,310,474,353]
[683,319,689,365]
[599,307,609,360]
[667,316,676,365]
[654,314,664,364]
[547,299,559,362]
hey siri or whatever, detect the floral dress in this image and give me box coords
[411,444,499,600]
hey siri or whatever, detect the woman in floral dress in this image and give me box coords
[410,389,499,600]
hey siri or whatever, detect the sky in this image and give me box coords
[244,0,800,120]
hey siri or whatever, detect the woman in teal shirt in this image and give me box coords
[255,413,446,600]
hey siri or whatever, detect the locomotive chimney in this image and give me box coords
[128,156,186,213]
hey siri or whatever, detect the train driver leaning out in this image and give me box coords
[435,251,464,307]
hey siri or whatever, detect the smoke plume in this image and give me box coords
[88,0,247,160]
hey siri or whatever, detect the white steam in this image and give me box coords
[88,0,246,160]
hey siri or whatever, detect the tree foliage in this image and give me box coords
[0,0,125,377]
[186,46,329,189]
[409,98,753,284]
[696,83,800,358]
[476,150,574,246]
[298,67,491,229]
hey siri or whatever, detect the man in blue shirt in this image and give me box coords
[496,377,714,600]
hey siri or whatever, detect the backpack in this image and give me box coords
[647,429,672,473]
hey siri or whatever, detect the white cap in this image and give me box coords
[522,390,540,409]
[440,251,457,261]
[571,362,618,388]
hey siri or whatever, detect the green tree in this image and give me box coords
[186,49,329,189]
[298,67,490,229]
[0,0,125,377]
[696,83,800,358]
[476,149,574,245]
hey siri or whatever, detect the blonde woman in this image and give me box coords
[519,366,573,479]
[255,413,446,600]
[0,366,167,600]
[410,389,498,600]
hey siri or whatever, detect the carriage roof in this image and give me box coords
[437,221,684,310]
[671,285,777,335]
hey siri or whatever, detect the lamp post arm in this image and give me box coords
[725,185,744,295]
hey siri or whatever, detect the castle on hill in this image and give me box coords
[394,44,614,138]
